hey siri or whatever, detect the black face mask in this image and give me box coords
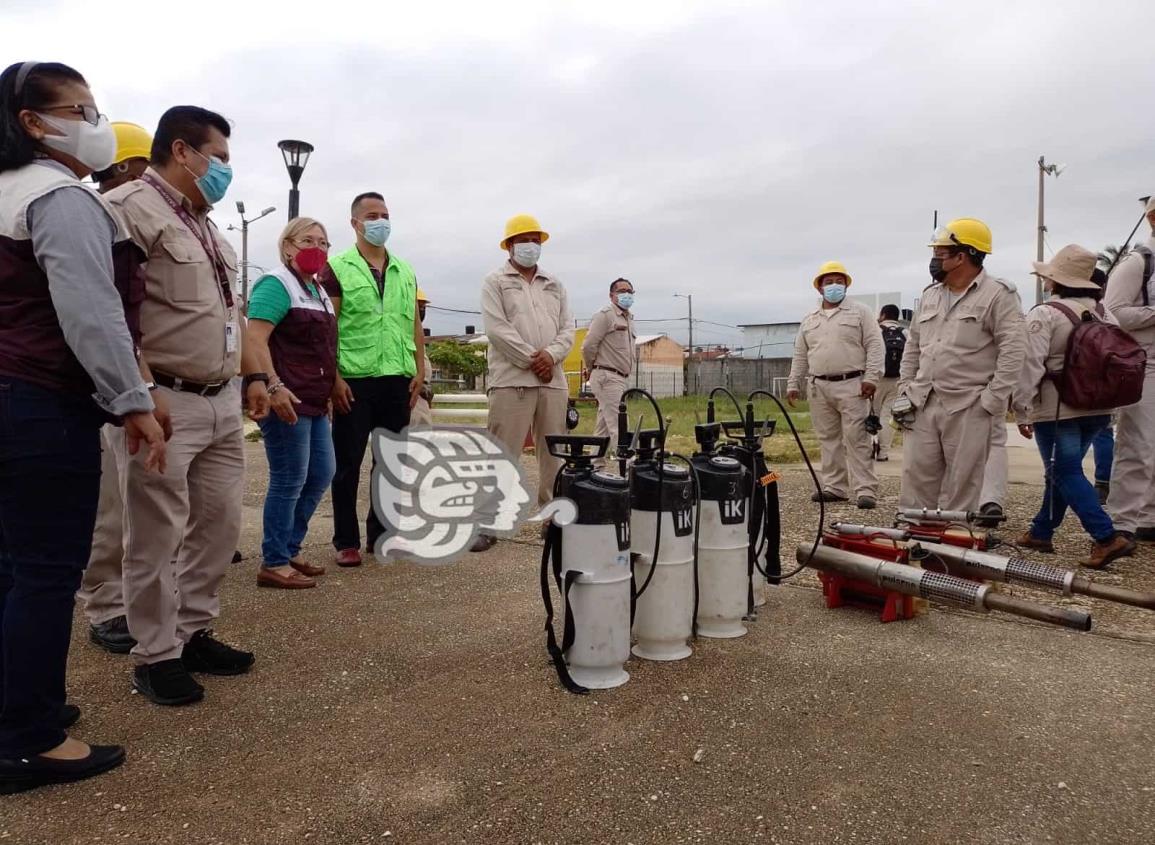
[419,307,427,322]
[929,257,948,282]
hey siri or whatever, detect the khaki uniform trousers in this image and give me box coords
[1106,369,1155,533]
[120,384,244,664]
[900,392,997,511]
[809,376,877,499]
[874,377,899,460]
[979,416,1008,509]
[487,386,568,507]
[410,396,433,427]
[590,368,629,464]
[77,424,127,625]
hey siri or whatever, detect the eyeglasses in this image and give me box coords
[41,104,105,126]
[293,236,330,250]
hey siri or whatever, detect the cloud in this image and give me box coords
[7,0,1154,350]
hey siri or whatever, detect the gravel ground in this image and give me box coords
[3,450,1154,845]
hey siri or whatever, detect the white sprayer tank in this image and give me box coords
[631,462,695,661]
[692,455,751,638]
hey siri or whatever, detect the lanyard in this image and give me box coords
[141,174,234,308]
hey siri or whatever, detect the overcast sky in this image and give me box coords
[8,0,1155,351]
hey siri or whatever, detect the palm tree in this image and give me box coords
[1098,244,1126,272]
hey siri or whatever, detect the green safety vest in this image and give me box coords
[328,246,417,378]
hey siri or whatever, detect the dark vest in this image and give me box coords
[0,162,144,402]
[263,268,337,416]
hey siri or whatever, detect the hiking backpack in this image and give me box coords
[1043,302,1146,410]
[881,324,906,379]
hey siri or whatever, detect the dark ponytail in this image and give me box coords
[0,61,87,174]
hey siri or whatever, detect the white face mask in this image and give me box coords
[511,242,541,268]
[36,112,117,172]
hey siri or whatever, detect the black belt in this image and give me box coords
[593,365,629,378]
[812,370,864,382]
[153,371,230,396]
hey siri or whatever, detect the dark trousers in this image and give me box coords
[0,378,102,757]
[330,375,411,551]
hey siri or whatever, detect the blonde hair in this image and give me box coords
[279,217,329,267]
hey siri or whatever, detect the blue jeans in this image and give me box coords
[1030,415,1114,543]
[259,413,336,566]
[0,378,103,757]
[1091,423,1114,485]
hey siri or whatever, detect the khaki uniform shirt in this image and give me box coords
[581,302,635,375]
[897,270,1025,415]
[481,261,575,390]
[1104,235,1155,367]
[106,169,240,383]
[1013,297,1118,424]
[787,299,883,392]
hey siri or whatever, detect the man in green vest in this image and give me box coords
[318,192,425,567]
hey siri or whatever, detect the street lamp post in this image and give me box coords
[1036,155,1064,305]
[674,293,693,395]
[277,139,314,221]
[226,201,276,306]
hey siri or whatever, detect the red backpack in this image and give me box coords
[1044,301,1147,410]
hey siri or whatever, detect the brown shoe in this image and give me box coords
[335,549,362,567]
[1014,531,1055,553]
[257,567,317,589]
[1083,534,1137,570]
[289,558,326,577]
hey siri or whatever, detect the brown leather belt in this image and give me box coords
[593,365,629,378]
[153,371,230,396]
[812,370,864,382]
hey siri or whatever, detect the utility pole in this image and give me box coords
[227,202,276,307]
[1036,156,1064,305]
[674,292,693,395]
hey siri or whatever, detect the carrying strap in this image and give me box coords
[539,523,588,695]
[1135,245,1153,307]
[1043,300,1102,326]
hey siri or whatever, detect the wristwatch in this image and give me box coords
[243,373,270,389]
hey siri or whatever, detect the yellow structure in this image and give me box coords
[564,327,589,396]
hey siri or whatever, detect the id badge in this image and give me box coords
[225,321,238,353]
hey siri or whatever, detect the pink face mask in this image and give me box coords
[294,246,328,275]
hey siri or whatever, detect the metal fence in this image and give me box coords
[687,358,793,396]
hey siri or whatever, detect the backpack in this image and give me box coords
[881,324,906,378]
[1043,302,1147,411]
[1132,245,1153,306]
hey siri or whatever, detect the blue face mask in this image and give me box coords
[822,283,847,304]
[188,148,233,205]
[361,218,391,247]
[616,293,635,310]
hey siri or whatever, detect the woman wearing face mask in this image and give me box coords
[0,61,167,793]
[244,219,338,589]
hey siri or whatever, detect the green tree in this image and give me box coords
[427,341,487,390]
[1098,244,1126,272]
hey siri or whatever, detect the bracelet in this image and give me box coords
[268,381,284,396]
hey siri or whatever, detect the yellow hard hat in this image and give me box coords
[928,217,992,254]
[111,122,153,164]
[416,287,430,303]
[812,260,852,289]
[500,213,550,249]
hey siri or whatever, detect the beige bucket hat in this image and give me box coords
[1031,244,1100,291]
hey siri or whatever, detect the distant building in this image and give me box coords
[631,334,685,398]
[737,322,801,360]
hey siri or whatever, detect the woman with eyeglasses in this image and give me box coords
[244,218,338,589]
[0,61,167,793]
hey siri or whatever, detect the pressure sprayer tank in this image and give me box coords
[631,460,695,661]
[691,454,751,638]
[557,467,633,689]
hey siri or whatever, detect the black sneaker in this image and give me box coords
[182,629,254,676]
[133,659,204,706]
[810,490,849,503]
[1135,527,1155,543]
[469,533,497,553]
[89,615,136,654]
[0,744,125,795]
[1094,481,1110,506]
[231,550,244,564]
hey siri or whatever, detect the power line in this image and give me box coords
[428,304,482,315]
